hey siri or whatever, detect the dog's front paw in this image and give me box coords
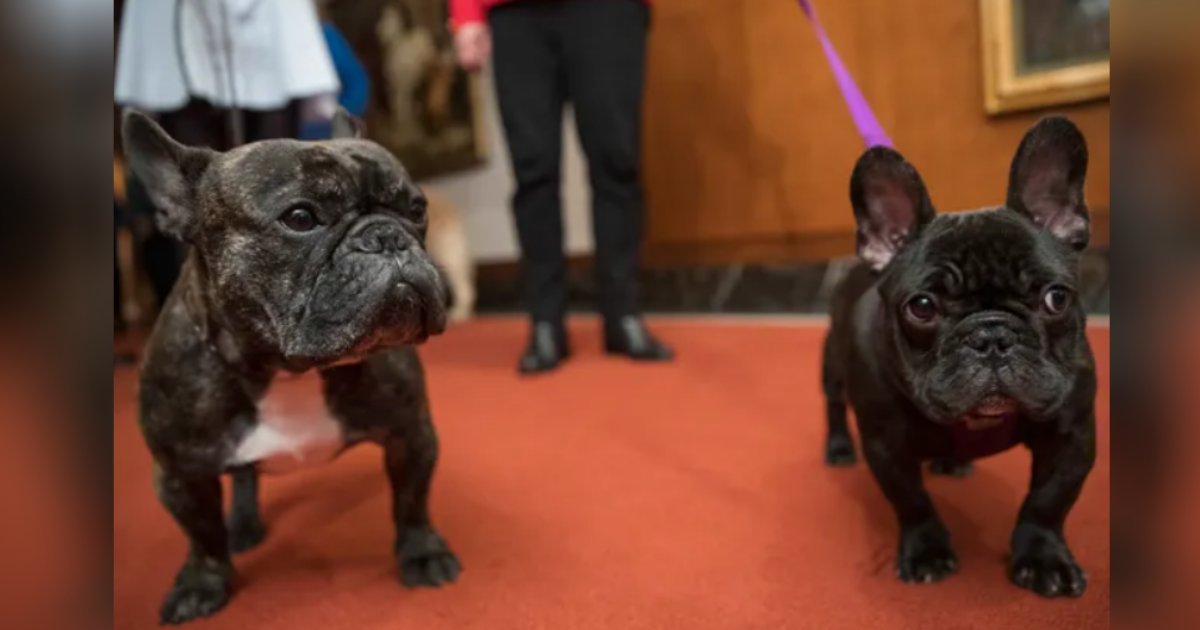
[824,434,857,466]
[897,520,958,583]
[159,562,232,624]
[1010,524,1087,597]
[396,526,461,588]
[928,458,973,477]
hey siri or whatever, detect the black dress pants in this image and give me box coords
[490,0,649,324]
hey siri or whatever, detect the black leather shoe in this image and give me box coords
[603,316,674,361]
[518,321,570,374]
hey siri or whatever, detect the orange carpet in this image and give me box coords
[114,317,1110,629]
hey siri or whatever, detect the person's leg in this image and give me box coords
[243,102,299,142]
[560,0,671,360]
[490,2,571,373]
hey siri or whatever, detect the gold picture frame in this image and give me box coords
[980,0,1110,115]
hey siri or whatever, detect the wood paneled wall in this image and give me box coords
[641,0,1110,266]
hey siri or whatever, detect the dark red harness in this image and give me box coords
[949,415,1021,461]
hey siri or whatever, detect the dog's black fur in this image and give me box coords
[822,116,1097,597]
[124,109,460,624]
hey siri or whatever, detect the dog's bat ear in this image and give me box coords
[849,146,936,271]
[121,109,215,242]
[1006,116,1090,251]
[330,107,363,140]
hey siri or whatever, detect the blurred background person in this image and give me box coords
[301,4,370,140]
[114,0,340,311]
[452,0,674,375]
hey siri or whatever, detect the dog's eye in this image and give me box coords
[280,207,318,232]
[1041,286,1072,315]
[904,294,940,323]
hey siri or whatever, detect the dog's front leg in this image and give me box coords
[153,464,233,624]
[384,414,462,588]
[860,428,958,583]
[1009,413,1095,597]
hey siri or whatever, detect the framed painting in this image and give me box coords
[322,0,488,179]
[980,0,1110,114]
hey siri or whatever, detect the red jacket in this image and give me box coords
[450,0,649,27]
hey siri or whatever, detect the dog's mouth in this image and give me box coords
[351,276,438,348]
[958,394,1019,430]
[283,255,445,370]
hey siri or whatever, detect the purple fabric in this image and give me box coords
[795,0,893,148]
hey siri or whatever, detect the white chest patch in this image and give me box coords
[228,372,345,474]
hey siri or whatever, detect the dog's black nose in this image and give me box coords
[965,322,1016,356]
[349,219,410,255]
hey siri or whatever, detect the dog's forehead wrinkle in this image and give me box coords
[318,140,416,197]
[329,139,406,171]
[345,153,414,208]
[295,145,360,199]
[213,142,370,213]
[196,175,259,237]
[906,209,1069,300]
[218,143,257,172]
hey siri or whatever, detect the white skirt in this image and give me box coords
[115,0,340,112]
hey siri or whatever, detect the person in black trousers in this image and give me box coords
[453,0,674,374]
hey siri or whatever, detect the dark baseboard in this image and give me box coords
[475,249,1110,316]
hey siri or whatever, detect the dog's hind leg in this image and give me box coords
[450,259,476,322]
[437,232,475,322]
[227,466,266,553]
[822,330,857,466]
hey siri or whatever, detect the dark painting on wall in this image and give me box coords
[322,0,487,180]
[1015,0,1110,74]
[980,0,1109,114]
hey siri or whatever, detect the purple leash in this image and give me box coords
[795,0,893,149]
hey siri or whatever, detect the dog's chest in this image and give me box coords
[229,373,345,474]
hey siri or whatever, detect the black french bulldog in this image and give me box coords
[821,116,1097,597]
[123,109,461,624]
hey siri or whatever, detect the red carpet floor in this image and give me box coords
[114,317,1110,629]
